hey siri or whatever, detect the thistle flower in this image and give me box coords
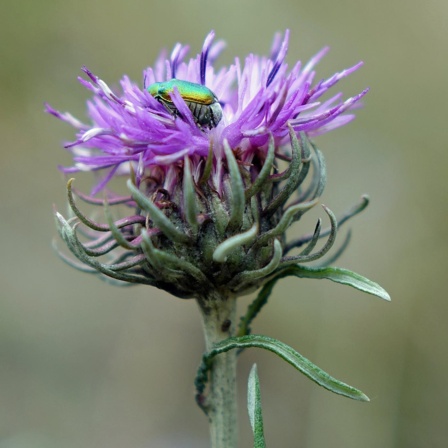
[49,30,371,300]
[50,32,391,446]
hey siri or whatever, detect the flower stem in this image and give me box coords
[198,292,238,448]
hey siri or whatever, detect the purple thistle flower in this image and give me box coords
[51,30,375,300]
[47,30,367,195]
[50,32,392,433]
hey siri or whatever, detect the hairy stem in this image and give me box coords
[197,292,238,448]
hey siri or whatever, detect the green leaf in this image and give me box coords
[248,364,266,448]
[238,264,390,339]
[276,265,391,301]
[196,334,370,402]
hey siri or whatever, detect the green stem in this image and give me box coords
[197,292,238,448]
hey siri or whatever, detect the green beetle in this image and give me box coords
[147,79,223,129]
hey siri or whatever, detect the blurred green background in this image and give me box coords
[1,0,447,447]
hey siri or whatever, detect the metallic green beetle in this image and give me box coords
[147,79,223,129]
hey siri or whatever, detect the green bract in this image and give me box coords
[55,130,381,302]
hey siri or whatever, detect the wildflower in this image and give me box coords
[50,33,390,446]
[50,30,370,300]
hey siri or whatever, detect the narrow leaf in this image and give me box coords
[248,364,266,448]
[238,261,389,338]
[196,334,370,402]
[276,265,391,301]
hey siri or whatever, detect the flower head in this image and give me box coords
[48,30,366,194]
[51,31,370,299]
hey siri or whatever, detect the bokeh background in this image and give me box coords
[1,0,447,447]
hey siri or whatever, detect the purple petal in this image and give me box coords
[49,31,368,193]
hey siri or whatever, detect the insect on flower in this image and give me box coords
[147,79,223,129]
